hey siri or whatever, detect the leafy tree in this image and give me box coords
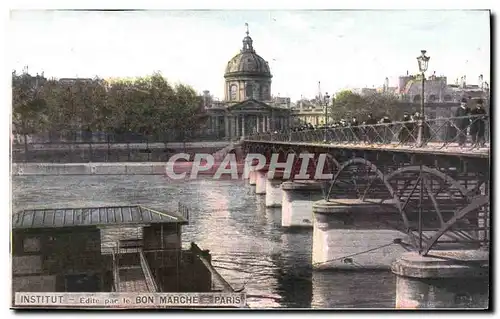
[331,90,403,122]
[12,69,206,142]
[330,90,365,119]
[12,71,49,140]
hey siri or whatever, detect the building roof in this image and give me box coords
[226,98,289,112]
[12,205,188,230]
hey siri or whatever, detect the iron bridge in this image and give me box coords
[241,115,491,256]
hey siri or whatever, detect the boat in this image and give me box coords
[11,203,246,309]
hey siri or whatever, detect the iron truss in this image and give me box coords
[242,116,490,256]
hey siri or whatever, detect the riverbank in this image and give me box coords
[11,162,247,177]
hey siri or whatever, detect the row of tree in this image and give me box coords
[328,90,404,121]
[12,70,206,141]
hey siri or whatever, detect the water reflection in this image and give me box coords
[311,270,395,308]
[274,229,313,308]
[12,176,396,308]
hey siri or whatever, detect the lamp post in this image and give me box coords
[323,92,330,143]
[416,50,430,146]
[416,50,430,254]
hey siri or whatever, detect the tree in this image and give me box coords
[12,71,50,140]
[12,69,208,142]
[331,90,365,119]
[331,90,403,121]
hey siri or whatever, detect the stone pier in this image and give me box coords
[281,180,324,228]
[255,170,268,195]
[249,171,257,185]
[265,171,287,208]
[312,199,410,270]
[392,250,489,309]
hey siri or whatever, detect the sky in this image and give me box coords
[9,10,490,101]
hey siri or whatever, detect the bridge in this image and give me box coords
[241,114,490,308]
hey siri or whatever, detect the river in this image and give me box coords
[12,175,396,308]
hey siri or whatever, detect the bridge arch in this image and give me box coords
[297,152,339,180]
[325,158,411,234]
[383,165,489,254]
[422,195,489,255]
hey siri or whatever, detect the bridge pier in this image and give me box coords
[255,170,267,195]
[391,250,489,309]
[265,174,284,208]
[312,199,409,270]
[248,171,257,185]
[281,181,323,228]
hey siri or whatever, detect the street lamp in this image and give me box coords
[416,50,430,146]
[416,50,430,253]
[323,92,330,143]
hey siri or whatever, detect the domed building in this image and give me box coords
[224,31,272,102]
[204,25,291,140]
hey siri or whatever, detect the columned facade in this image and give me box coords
[204,25,291,139]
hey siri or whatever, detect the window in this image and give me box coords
[23,237,41,253]
[444,95,452,102]
[413,95,421,103]
[261,85,269,100]
[245,83,253,98]
[230,85,237,100]
[429,95,437,102]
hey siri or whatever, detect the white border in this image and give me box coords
[2,1,498,317]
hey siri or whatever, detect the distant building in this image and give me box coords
[398,72,490,104]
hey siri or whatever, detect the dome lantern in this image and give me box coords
[242,23,254,52]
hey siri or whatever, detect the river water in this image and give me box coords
[12,175,396,309]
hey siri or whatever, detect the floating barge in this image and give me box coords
[11,204,244,308]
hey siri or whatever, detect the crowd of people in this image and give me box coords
[279,98,488,147]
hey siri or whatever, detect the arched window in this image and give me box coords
[444,95,452,102]
[230,85,237,101]
[429,95,437,102]
[413,95,421,103]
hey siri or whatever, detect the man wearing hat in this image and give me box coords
[454,97,471,146]
[470,99,487,147]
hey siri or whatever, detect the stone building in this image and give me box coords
[290,98,329,126]
[204,26,291,139]
[398,72,490,104]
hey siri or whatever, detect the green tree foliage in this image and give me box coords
[12,70,204,140]
[330,90,402,121]
[12,71,50,135]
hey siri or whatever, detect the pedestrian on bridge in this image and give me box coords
[364,114,378,144]
[399,113,412,144]
[350,117,360,142]
[379,116,392,143]
[455,98,471,146]
[470,99,487,147]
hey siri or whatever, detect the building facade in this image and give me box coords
[398,72,490,103]
[204,27,291,139]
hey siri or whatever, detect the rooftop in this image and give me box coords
[12,205,188,230]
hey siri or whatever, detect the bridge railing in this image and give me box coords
[246,115,490,150]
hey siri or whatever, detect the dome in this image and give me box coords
[224,31,272,78]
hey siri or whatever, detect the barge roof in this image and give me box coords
[12,205,188,230]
